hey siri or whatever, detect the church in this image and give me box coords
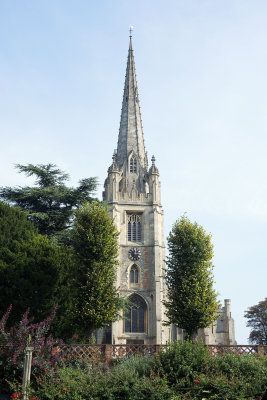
[98,34,236,346]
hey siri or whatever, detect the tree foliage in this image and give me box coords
[0,201,73,326]
[0,200,123,340]
[55,202,121,338]
[164,215,218,338]
[0,164,97,240]
[244,298,267,345]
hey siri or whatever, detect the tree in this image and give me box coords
[0,164,97,241]
[56,202,121,338]
[164,215,218,339]
[0,201,74,326]
[0,200,123,340]
[244,298,267,345]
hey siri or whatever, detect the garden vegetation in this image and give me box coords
[31,344,267,400]
[1,307,266,400]
[1,307,266,399]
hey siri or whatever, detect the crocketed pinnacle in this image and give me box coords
[116,36,147,169]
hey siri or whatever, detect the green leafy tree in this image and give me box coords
[0,164,97,241]
[55,202,121,338]
[0,202,74,326]
[244,298,267,345]
[164,215,218,339]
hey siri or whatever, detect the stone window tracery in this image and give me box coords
[130,264,139,285]
[124,294,147,333]
[127,214,141,242]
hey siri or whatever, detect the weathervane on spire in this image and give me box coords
[129,25,134,37]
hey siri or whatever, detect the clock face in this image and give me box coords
[128,248,141,261]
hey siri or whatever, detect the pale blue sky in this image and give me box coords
[1,0,267,344]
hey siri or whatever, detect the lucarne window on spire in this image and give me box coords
[130,155,137,173]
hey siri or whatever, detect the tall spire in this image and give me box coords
[116,31,147,169]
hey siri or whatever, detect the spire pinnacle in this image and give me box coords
[116,32,147,170]
[150,155,159,175]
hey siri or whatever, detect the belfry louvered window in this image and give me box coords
[128,214,141,242]
[130,156,137,173]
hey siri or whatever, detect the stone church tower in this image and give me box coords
[102,35,169,345]
[99,35,236,346]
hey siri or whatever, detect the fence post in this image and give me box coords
[155,344,160,359]
[22,346,33,400]
[105,344,112,364]
[257,345,264,355]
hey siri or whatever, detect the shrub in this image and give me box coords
[36,364,175,400]
[153,340,267,399]
[209,352,267,379]
[205,354,267,399]
[154,340,210,387]
[114,355,154,377]
[189,372,267,400]
[0,305,67,393]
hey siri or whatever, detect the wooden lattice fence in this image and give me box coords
[59,344,267,363]
[207,345,266,356]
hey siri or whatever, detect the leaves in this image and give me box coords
[0,305,68,393]
[55,202,121,338]
[0,164,97,239]
[244,298,267,345]
[165,215,218,338]
[0,202,74,326]
[0,199,122,340]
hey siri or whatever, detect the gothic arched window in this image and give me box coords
[129,156,137,173]
[127,214,141,242]
[124,294,147,333]
[130,264,139,285]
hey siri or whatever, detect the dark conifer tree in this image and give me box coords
[0,164,97,242]
[0,202,73,326]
